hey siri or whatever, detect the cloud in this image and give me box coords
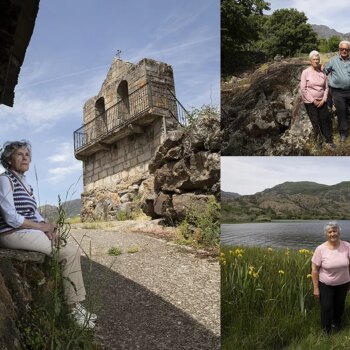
[47,142,72,163]
[0,74,101,134]
[44,141,82,183]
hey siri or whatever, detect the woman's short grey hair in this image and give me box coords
[309,50,320,59]
[0,140,31,169]
[339,40,350,48]
[324,221,341,237]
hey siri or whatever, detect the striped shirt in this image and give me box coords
[324,55,350,89]
[0,170,41,233]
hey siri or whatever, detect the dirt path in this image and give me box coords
[68,221,220,350]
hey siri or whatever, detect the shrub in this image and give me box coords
[108,246,122,256]
[178,196,220,247]
[127,246,139,254]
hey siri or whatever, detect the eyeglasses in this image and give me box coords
[339,48,349,52]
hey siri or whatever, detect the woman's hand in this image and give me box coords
[38,222,58,243]
[313,99,324,108]
[313,287,320,299]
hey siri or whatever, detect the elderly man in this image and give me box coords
[324,41,350,142]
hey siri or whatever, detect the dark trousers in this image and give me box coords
[330,87,350,136]
[304,103,333,143]
[319,281,349,333]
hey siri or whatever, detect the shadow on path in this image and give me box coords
[81,257,220,350]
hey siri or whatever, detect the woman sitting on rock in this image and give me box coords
[300,50,335,151]
[0,140,96,329]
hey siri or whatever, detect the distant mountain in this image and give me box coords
[39,198,81,222]
[221,191,241,201]
[311,24,350,41]
[222,181,350,222]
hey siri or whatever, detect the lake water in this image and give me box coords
[221,220,350,250]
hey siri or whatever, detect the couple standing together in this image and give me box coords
[300,41,350,150]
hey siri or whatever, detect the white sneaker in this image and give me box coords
[71,304,97,329]
[75,302,97,321]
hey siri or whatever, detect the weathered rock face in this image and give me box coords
[222,58,315,155]
[81,113,220,223]
[0,249,46,350]
[148,113,220,222]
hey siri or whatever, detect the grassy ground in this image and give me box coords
[221,245,350,349]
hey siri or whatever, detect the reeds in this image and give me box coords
[221,245,320,349]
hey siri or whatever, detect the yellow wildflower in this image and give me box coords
[268,247,273,252]
[237,253,243,258]
[306,274,312,278]
[278,270,285,275]
[235,248,244,256]
[253,272,258,278]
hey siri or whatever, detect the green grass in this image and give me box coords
[127,246,139,254]
[221,245,350,349]
[108,246,122,256]
[66,215,81,224]
[177,196,220,248]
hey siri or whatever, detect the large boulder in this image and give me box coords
[222,58,316,155]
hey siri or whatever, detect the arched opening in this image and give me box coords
[95,97,106,137]
[117,80,130,123]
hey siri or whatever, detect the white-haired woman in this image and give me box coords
[311,222,350,334]
[300,50,335,151]
[0,140,96,328]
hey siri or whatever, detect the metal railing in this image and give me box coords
[167,88,189,127]
[74,81,186,152]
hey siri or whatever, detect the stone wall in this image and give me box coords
[0,249,46,349]
[83,117,164,192]
[83,58,176,125]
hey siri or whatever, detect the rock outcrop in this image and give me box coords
[148,113,220,222]
[0,249,46,350]
[222,58,317,155]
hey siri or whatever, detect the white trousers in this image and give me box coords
[0,229,86,304]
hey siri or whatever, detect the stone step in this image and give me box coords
[0,249,45,263]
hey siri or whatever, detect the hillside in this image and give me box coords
[221,191,240,201]
[38,198,81,222]
[222,181,350,222]
[311,24,350,40]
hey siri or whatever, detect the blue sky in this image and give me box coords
[222,157,350,195]
[266,0,350,33]
[0,0,219,206]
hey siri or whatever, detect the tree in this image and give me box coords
[221,0,270,74]
[318,38,329,53]
[263,9,318,57]
[328,35,341,52]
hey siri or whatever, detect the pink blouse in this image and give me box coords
[312,240,350,286]
[300,66,328,104]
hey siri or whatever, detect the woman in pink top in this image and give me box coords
[300,50,335,151]
[311,222,350,334]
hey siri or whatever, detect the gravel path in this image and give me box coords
[68,221,220,350]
